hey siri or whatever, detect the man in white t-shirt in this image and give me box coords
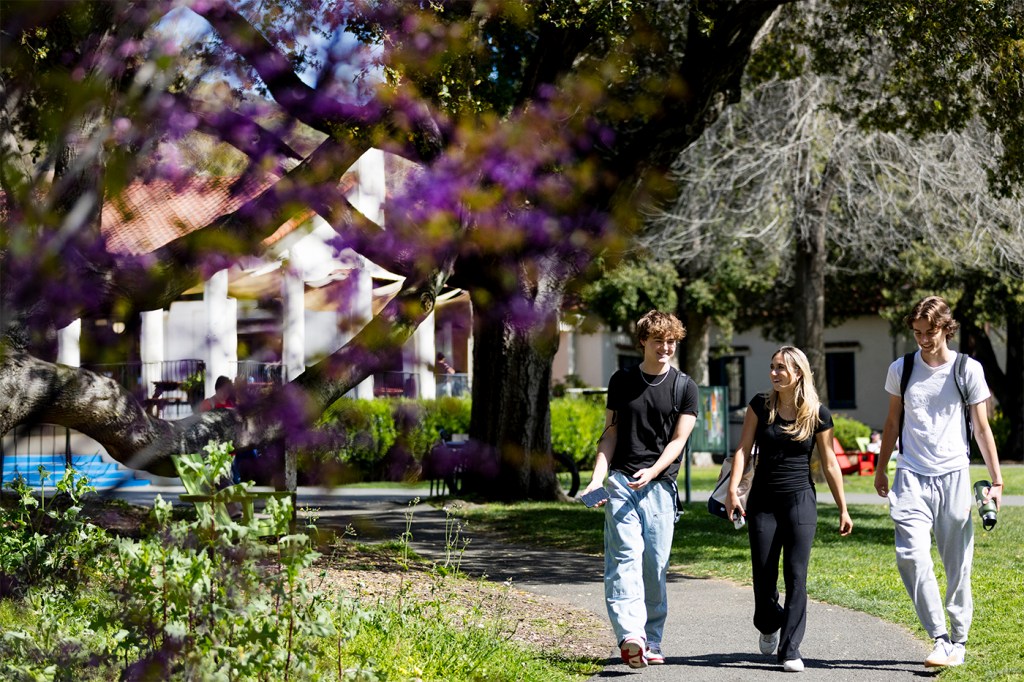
[874,296,1004,669]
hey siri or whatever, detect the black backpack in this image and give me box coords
[898,351,973,455]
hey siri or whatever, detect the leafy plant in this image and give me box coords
[0,468,109,599]
[94,444,335,681]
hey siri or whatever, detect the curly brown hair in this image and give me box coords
[635,310,686,344]
[905,296,960,340]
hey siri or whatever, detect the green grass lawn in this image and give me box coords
[678,463,1024,497]
[459,482,1024,680]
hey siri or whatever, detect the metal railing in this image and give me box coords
[234,361,283,385]
[1,424,73,468]
[83,359,205,420]
[436,373,470,397]
[372,372,471,398]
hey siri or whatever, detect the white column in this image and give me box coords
[57,319,81,367]
[404,310,436,399]
[349,149,387,226]
[352,260,375,399]
[282,265,306,382]
[139,310,165,398]
[204,269,235,395]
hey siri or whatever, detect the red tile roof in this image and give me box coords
[101,173,358,255]
[101,176,273,255]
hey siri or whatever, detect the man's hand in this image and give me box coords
[581,480,609,507]
[627,468,654,490]
[985,483,1004,511]
[874,470,890,498]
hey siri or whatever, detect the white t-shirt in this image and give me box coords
[884,351,990,475]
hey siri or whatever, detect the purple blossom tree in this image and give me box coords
[1,0,792,498]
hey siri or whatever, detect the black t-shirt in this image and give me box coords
[606,366,700,483]
[749,392,833,495]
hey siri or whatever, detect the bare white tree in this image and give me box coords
[648,72,1024,390]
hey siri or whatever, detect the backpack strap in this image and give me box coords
[953,352,974,452]
[671,368,685,421]
[898,352,916,454]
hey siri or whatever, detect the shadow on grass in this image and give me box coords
[316,499,904,587]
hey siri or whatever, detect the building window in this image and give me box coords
[617,354,642,371]
[709,355,745,411]
[826,351,856,409]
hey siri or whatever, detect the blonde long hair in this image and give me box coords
[767,346,821,442]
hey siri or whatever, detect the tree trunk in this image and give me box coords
[1004,304,1024,460]
[793,156,838,401]
[683,311,711,384]
[793,217,827,399]
[465,276,564,501]
[955,286,1024,461]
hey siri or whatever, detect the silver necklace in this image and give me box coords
[640,368,671,387]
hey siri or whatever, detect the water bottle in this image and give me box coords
[732,510,746,530]
[974,480,997,531]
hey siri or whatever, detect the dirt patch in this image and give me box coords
[316,541,611,661]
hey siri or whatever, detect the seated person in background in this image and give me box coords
[199,376,236,412]
[867,430,882,454]
[198,376,242,486]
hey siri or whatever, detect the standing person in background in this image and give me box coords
[580,310,699,669]
[726,346,853,673]
[874,296,1003,669]
[435,352,456,397]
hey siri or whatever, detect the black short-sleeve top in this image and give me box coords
[749,393,834,494]
[606,366,699,483]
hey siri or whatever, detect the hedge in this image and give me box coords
[832,414,872,451]
[307,396,610,481]
[310,397,471,481]
[550,397,605,468]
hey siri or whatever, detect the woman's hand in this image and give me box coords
[725,489,744,523]
[838,511,853,536]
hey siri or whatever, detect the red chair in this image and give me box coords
[831,438,860,476]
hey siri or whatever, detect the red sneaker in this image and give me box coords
[620,637,647,669]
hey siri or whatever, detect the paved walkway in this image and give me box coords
[106,484,1016,679]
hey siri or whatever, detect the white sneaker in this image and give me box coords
[924,638,958,668]
[783,658,805,672]
[758,630,779,655]
[947,642,966,667]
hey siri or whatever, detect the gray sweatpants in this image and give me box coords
[888,468,974,643]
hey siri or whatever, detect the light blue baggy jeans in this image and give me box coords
[889,467,974,643]
[604,470,677,647]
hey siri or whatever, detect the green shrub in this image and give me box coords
[832,414,871,451]
[320,398,398,475]
[989,406,1010,456]
[393,397,472,461]
[311,398,473,480]
[550,397,606,468]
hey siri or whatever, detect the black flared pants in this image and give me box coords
[747,486,817,663]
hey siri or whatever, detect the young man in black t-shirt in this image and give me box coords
[581,311,699,668]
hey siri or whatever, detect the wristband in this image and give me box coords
[991,482,1003,487]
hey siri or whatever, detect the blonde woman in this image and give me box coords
[726,346,853,673]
